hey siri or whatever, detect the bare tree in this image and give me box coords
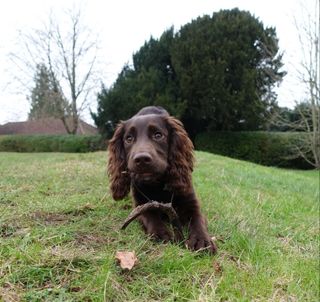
[9,7,100,134]
[271,0,320,169]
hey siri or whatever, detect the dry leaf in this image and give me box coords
[115,251,138,270]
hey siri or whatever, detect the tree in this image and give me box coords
[171,9,285,137]
[94,9,285,139]
[295,0,320,168]
[93,67,139,138]
[93,28,184,137]
[28,64,69,120]
[270,1,320,168]
[10,7,100,134]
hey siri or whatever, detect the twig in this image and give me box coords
[120,201,184,242]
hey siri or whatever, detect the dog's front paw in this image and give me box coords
[186,231,217,254]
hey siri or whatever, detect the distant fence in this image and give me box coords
[195,131,313,169]
[0,135,107,153]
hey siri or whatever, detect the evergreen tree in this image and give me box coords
[28,64,69,120]
[93,28,183,136]
[94,9,285,138]
[171,9,285,136]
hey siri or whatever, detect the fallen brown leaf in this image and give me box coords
[115,251,138,270]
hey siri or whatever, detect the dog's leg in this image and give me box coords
[138,210,173,242]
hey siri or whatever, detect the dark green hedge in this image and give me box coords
[195,132,313,169]
[0,135,107,153]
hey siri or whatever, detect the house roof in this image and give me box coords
[0,118,98,135]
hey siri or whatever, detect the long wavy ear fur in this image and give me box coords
[108,122,130,200]
[166,116,194,194]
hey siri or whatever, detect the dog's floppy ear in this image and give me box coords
[108,122,130,200]
[166,116,194,194]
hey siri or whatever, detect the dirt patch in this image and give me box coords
[0,198,16,207]
[30,211,70,225]
[0,223,30,238]
[277,234,293,246]
[0,282,22,302]
[0,224,18,238]
[29,204,96,226]
[50,245,95,261]
[74,232,111,248]
[63,203,95,216]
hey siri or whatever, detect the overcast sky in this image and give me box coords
[0,0,314,124]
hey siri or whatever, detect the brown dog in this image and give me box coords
[108,106,216,253]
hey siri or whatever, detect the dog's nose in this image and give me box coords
[133,152,152,166]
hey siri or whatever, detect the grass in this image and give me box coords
[0,151,319,301]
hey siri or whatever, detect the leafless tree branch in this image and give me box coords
[270,0,320,169]
[8,6,101,134]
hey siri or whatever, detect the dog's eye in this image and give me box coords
[125,135,134,144]
[153,132,163,140]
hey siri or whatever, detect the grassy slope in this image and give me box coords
[0,151,318,301]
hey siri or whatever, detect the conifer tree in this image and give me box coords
[28,64,69,120]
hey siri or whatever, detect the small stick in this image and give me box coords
[120,201,184,242]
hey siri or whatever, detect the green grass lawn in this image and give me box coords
[0,151,319,301]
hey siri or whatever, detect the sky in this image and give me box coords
[0,0,315,125]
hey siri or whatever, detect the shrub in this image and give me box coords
[195,132,313,169]
[0,135,106,153]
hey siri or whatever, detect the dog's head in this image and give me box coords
[108,106,194,200]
